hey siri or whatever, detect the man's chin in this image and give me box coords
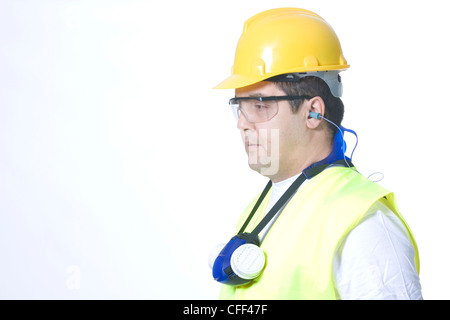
[248,160,279,177]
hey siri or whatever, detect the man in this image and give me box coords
[211,8,422,299]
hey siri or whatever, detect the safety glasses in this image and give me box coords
[229,95,312,123]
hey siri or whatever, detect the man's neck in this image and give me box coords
[268,143,333,183]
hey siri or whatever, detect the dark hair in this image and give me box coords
[272,76,345,137]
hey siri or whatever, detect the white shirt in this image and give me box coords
[260,172,423,300]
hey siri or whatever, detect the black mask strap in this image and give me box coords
[238,159,353,243]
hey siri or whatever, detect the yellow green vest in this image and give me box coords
[219,167,419,300]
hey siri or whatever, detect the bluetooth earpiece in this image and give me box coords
[309,112,322,119]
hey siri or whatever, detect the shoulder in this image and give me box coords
[333,200,423,300]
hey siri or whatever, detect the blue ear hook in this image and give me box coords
[308,111,358,163]
[309,111,383,181]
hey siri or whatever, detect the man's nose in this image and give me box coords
[237,112,253,130]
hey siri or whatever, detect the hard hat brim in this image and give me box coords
[213,74,264,90]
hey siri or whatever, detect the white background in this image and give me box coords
[0,0,448,299]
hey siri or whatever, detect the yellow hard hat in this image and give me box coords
[215,8,349,89]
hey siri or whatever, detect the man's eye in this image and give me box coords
[254,104,268,110]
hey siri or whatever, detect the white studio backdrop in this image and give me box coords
[0,0,448,299]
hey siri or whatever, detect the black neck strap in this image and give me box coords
[237,159,353,242]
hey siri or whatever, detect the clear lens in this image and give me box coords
[230,103,240,122]
[229,99,278,123]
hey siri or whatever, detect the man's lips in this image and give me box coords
[245,140,261,151]
[245,139,259,147]
[243,134,264,151]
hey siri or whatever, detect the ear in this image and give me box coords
[306,96,326,129]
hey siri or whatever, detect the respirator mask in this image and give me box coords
[209,232,265,286]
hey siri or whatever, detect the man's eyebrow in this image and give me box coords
[235,93,270,98]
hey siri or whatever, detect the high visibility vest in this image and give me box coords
[219,167,419,300]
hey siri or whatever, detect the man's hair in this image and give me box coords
[272,76,345,137]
